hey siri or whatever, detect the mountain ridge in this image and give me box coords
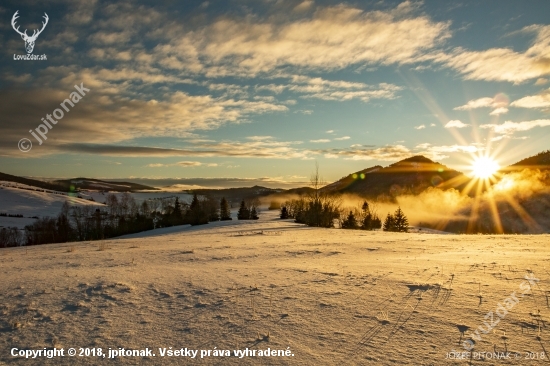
[321,155,469,199]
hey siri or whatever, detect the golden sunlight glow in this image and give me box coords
[471,156,500,179]
[494,176,516,191]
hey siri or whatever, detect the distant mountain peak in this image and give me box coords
[391,155,437,165]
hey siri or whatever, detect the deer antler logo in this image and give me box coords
[11,10,49,54]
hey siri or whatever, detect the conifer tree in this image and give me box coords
[393,206,409,232]
[237,200,250,220]
[360,200,381,230]
[250,206,259,220]
[342,210,358,229]
[172,197,183,225]
[187,193,208,225]
[362,212,373,230]
[383,213,395,232]
[371,215,382,230]
[220,197,232,221]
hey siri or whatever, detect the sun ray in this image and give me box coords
[485,186,503,234]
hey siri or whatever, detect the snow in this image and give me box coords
[2,208,548,365]
[0,183,103,216]
[0,182,193,230]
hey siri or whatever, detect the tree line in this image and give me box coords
[279,198,408,232]
[277,166,409,232]
[1,193,236,247]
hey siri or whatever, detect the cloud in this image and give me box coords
[246,136,274,141]
[454,95,509,115]
[0,85,288,157]
[415,125,426,130]
[334,136,350,140]
[416,143,480,154]
[310,139,331,143]
[480,119,550,135]
[445,120,469,128]
[315,145,413,161]
[315,141,482,162]
[176,4,450,76]
[260,75,403,103]
[437,25,550,83]
[454,97,497,110]
[511,88,550,109]
[325,130,334,134]
[535,78,549,85]
[176,161,203,167]
[148,161,216,168]
[51,136,310,160]
[489,107,509,116]
[294,1,314,12]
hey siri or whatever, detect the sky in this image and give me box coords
[0,0,549,189]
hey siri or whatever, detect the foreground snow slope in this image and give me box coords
[1,210,549,365]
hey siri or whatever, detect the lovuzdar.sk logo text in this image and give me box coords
[12,10,48,60]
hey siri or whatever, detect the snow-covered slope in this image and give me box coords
[2,208,548,365]
[0,183,104,229]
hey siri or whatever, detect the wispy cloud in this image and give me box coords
[147,161,215,168]
[454,96,509,115]
[0,87,288,157]
[445,120,469,128]
[316,145,413,161]
[415,124,426,130]
[416,143,480,153]
[480,119,550,135]
[176,161,205,167]
[257,75,403,103]
[511,88,550,109]
[52,136,309,160]
[436,25,550,83]
[170,3,450,76]
[489,107,509,115]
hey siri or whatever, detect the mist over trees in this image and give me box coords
[278,166,383,230]
[280,165,341,228]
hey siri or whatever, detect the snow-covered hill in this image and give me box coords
[0,182,104,229]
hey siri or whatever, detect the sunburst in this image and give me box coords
[471,156,500,180]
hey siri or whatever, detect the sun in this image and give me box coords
[471,156,500,179]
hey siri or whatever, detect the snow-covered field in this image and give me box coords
[0,182,193,230]
[1,209,549,365]
[0,183,104,229]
